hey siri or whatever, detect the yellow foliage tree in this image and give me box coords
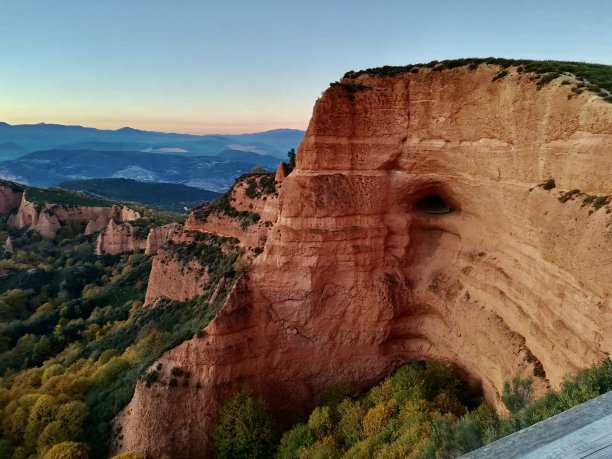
[307,406,333,439]
[361,400,397,438]
[110,452,143,459]
[43,441,89,459]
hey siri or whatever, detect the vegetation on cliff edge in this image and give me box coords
[343,58,612,103]
[192,173,275,229]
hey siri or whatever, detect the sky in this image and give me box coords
[1,0,611,134]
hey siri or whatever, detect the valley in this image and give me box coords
[0,59,611,459]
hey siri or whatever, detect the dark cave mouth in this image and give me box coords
[415,194,454,214]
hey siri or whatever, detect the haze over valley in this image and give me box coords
[0,122,303,198]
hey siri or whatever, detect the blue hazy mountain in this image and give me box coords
[0,149,278,192]
[0,141,26,161]
[0,122,304,159]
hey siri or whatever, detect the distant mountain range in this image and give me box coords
[0,148,281,191]
[59,178,220,212]
[0,122,303,192]
[0,122,304,160]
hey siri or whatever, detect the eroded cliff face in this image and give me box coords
[95,219,146,255]
[141,175,281,306]
[145,223,182,256]
[0,183,23,215]
[8,195,141,240]
[185,173,280,257]
[116,64,612,458]
[143,230,221,306]
[9,196,62,239]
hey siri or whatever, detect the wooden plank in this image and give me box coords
[462,391,612,458]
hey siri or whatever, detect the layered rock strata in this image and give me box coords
[185,173,280,256]
[142,174,282,305]
[116,64,612,458]
[95,219,146,255]
[8,194,141,240]
[145,223,183,256]
[143,231,213,305]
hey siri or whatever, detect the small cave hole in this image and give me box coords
[415,195,453,214]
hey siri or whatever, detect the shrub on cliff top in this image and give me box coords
[343,58,612,102]
[540,179,556,190]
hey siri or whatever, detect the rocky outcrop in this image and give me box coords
[95,220,146,255]
[0,182,23,214]
[185,173,279,257]
[8,193,141,239]
[116,63,612,458]
[8,196,62,239]
[142,230,243,306]
[114,206,141,222]
[275,161,291,183]
[85,215,110,235]
[144,251,210,305]
[3,236,13,254]
[145,223,182,256]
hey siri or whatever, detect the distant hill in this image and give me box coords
[215,149,280,168]
[59,178,220,212]
[0,122,304,159]
[0,141,25,161]
[0,148,281,192]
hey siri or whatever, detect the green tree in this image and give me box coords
[0,439,14,459]
[38,421,70,456]
[287,148,296,168]
[276,424,314,459]
[24,394,59,454]
[502,374,533,414]
[56,400,89,437]
[214,390,279,459]
[308,406,334,439]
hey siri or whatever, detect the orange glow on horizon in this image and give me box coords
[0,114,309,135]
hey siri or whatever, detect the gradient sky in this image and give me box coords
[1,0,611,134]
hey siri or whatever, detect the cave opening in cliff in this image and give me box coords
[415,194,453,214]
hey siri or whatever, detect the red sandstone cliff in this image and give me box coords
[185,172,280,257]
[8,193,141,240]
[141,175,282,306]
[8,196,62,239]
[95,219,147,255]
[143,231,214,305]
[145,223,182,256]
[115,64,612,458]
[0,183,23,215]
